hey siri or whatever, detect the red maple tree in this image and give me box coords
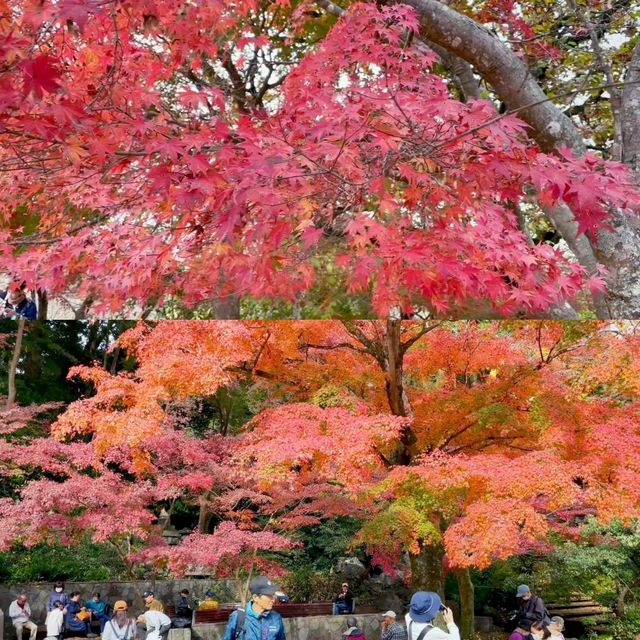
[0,2,638,317]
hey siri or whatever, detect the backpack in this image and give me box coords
[233,609,246,640]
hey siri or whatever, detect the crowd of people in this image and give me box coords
[508,585,568,640]
[6,582,218,640]
[6,578,569,640]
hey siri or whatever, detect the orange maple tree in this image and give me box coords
[2,320,640,635]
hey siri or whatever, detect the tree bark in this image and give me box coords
[7,318,25,408]
[385,319,407,417]
[36,289,48,321]
[621,37,640,171]
[614,581,629,616]
[213,294,241,319]
[399,0,585,154]
[395,0,640,317]
[455,568,475,640]
[410,542,445,596]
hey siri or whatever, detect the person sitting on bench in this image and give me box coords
[333,583,354,615]
[85,593,109,633]
[65,592,97,638]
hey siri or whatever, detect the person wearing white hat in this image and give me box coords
[404,592,459,640]
[381,610,407,640]
[548,616,565,640]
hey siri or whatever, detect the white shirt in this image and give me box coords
[102,618,136,640]
[9,601,32,624]
[46,608,64,637]
[404,614,461,640]
[143,610,172,640]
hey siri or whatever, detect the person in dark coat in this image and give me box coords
[333,583,354,615]
[516,585,547,626]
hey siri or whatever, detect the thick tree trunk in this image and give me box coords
[384,319,418,462]
[7,318,25,408]
[410,543,445,596]
[593,211,640,317]
[385,319,407,417]
[455,568,475,640]
[197,496,212,534]
[622,40,640,172]
[614,582,629,616]
[36,289,48,321]
[213,294,240,319]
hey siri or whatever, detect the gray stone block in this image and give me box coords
[168,628,192,640]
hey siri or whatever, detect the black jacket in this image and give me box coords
[519,595,546,624]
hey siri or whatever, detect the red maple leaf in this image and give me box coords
[20,55,61,99]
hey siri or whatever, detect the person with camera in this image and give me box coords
[333,583,355,615]
[405,592,459,640]
[0,283,37,320]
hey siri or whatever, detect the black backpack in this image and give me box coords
[233,609,246,640]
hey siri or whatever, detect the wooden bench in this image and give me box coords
[192,602,334,625]
[194,608,236,624]
[274,602,333,618]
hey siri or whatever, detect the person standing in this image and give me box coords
[138,610,172,640]
[136,592,164,640]
[222,576,286,640]
[47,582,70,613]
[143,592,164,613]
[516,585,548,626]
[333,583,354,615]
[342,616,366,639]
[8,594,37,640]
[381,611,407,640]
[405,592,460,640]
[45,601,65,640]
[102,601,136,640]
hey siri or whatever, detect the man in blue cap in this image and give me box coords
[515,585,548,626]
[222,576,286,640]
[404,591,459,640]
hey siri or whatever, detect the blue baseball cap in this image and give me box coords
[409,591,442,623]
[516,585,530,598]
[249,576,280,596]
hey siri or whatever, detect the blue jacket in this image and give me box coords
[0,292,37,320]
[85,599,107,616]
[222,602,286,640]
[47,591,70,612]
[65,601,87,631]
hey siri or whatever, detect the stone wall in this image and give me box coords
[191,614,384,640]
[1,580,240,627]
